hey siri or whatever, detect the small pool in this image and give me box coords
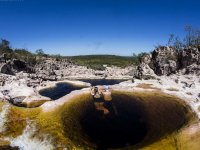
[78,79,127,86]
[39,82,84,100]
[60,91,192,150]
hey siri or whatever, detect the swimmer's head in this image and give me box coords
[94,86,98,93]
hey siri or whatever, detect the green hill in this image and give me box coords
[69,55,137,70]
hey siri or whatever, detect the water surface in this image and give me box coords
[39,79,127,100]
[39,82,84,100]
[78,79,126,86]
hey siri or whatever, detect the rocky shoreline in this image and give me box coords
[1,46,200,150]
[0,45,200,115]
[0,54,134,107]
[0,68,133,107]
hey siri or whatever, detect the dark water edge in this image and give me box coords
[39,79,127,100]
[39,82,84,100]
[62,92,190,150]
[78,79,127,86]
[80,95,147,149]
[0,146,19,150]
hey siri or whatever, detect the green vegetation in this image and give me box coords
[0,37,147,69]
[0,38,141,68]
[0,39,37,65]
[69,55,137,69]
[13,49,37,65]
[0,39,13,54]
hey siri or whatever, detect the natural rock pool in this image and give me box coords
[60,91,193,150]
[39,79,127,100]
[39,82,85,100]
[0,90,198,150]
[79,94,147,149]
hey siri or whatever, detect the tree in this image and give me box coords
[174,36,183,50]
[193,29,200,46]
[1,39,10,48]
[167,34,183,50]
[132,53,139,64]
[137,52,149,63]
[0,39,13,54]
[15,49,32,56]
[35,49,45,56]
[168,34,175,46]
[185,25,193,46]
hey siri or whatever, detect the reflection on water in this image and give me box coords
[79,79,126,86]
[39,79,126,100]
[80,95,147,150]
[39,82,84,100]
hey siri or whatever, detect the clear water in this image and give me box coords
[39,79,126,100]
[78,79,126,86]
[39,82,84,100]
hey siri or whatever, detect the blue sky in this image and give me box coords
[0,0,200,56]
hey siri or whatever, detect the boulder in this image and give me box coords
[141,54,151,64]
[152,46,178,75]
[0,62,14,75]
[0,59,34,75]
[134,63,156,80]
[185,64,200,75]
[180,47,200,68]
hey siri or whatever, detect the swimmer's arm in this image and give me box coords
[90,88,95,95]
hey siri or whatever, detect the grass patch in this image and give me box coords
[69,55,135,69]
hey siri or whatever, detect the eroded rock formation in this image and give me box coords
[0,54,34,75]
[135,46,200,79]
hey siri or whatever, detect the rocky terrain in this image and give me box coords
[0,53,135,106]
[134,46,200,79]
[0,54,135,81]
[1,45,200,107]
[1,46,200,150]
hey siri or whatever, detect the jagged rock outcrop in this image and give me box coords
[178,47,200,75]
[0,54,7,63]
[134,62,156,80]
[134,46,178,79]
[31,57,135,80]
[0,61,14,75]
[134,54,156,80]
[0,58,34,75]
[185,64,200,75]
[180,47,200,68]
[135,46,200,79]
[151,46,178,75]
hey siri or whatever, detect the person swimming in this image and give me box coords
[101,86,118,115]
[91,86,109,115]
